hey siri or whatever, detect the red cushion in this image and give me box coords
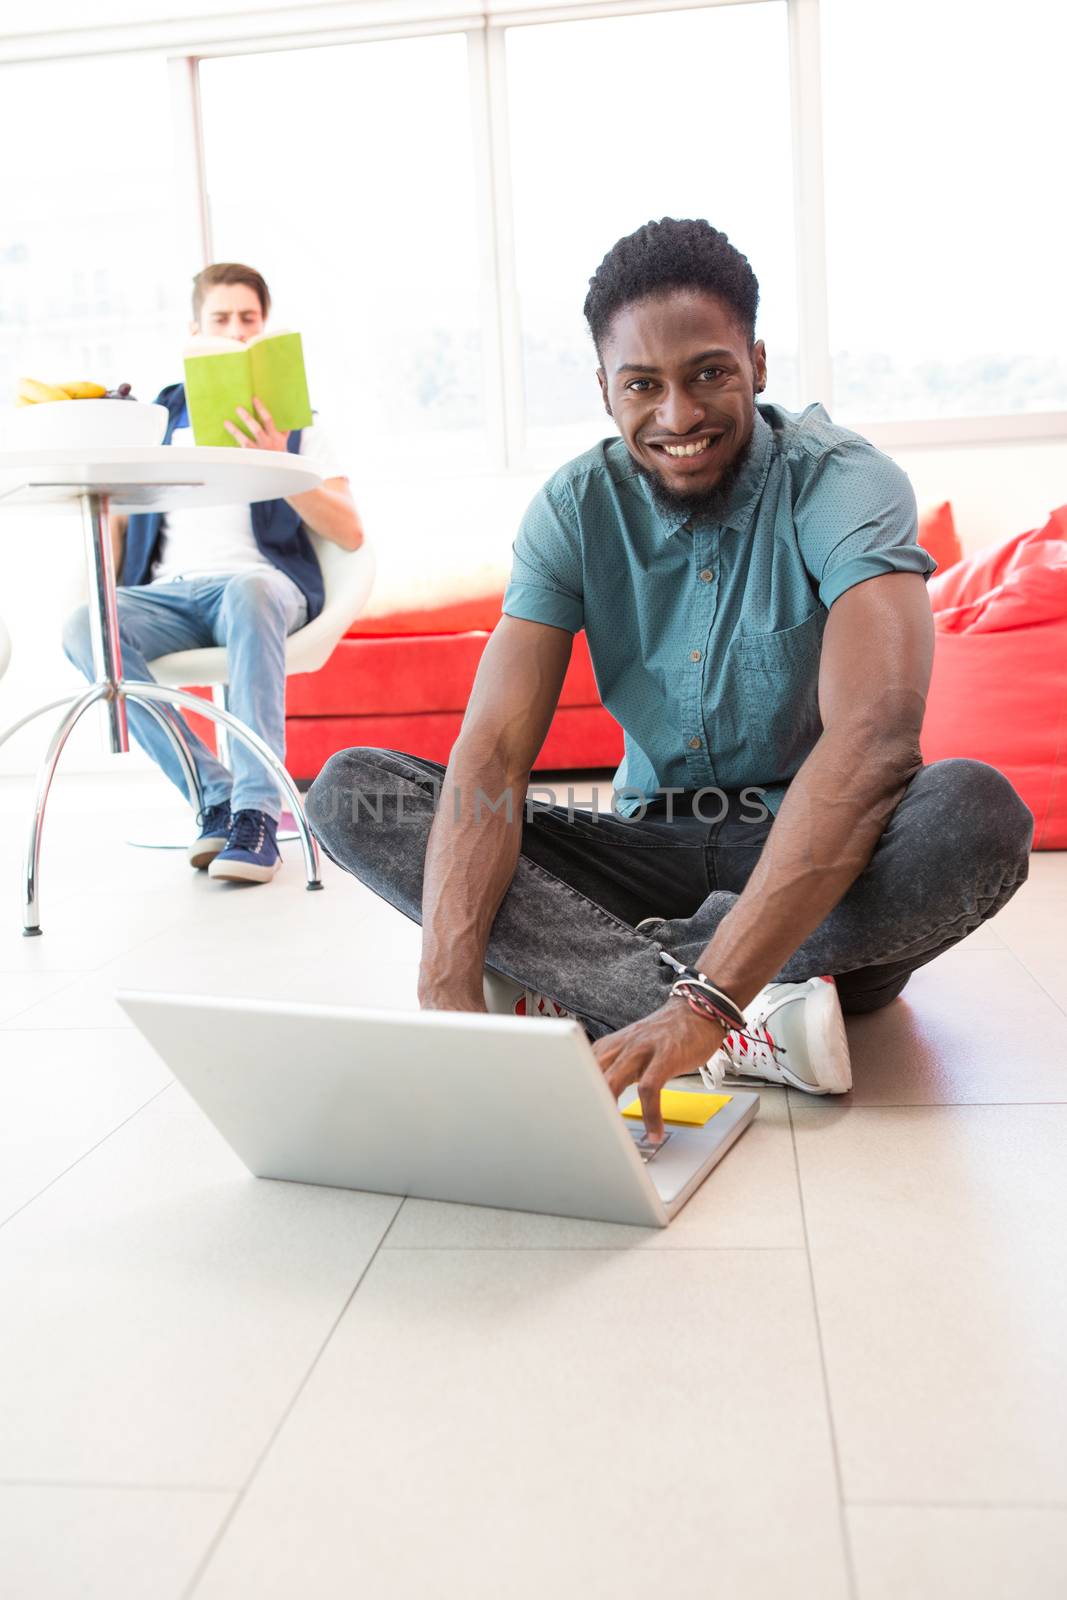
[917,501,963,572]
[347,592,505,637]
[287,628,603,717]
[928,506,1067,632]
[285,706,623,780]
[921,507,1067,848]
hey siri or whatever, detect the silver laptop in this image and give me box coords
[115,992,759,1229]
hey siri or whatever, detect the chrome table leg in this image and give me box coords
[22,684,111,935]
[0,694,81,756]
[134,698,204,815]
[80,491,127,754]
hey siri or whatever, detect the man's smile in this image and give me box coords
[641,430,728,474]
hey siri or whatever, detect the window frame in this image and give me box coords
[6,0,1065,462]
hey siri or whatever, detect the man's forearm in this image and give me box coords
[695,720,923,1005]
[286,484,363,549]
[418,743,528,1009]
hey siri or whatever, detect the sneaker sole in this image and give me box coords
[786,978,852,1095]
[207,858,281,883]
[482,969,572,1019]
[188,838,229,870]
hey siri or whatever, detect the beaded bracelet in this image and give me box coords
[657,950,747,1030]
[670,984,738,1034]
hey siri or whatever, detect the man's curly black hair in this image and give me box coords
[583,217,760,355]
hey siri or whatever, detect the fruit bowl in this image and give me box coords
[1,400,169,452]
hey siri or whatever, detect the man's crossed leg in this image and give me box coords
[305,748,1032,1074]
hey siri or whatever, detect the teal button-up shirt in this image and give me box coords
[502,402,936,816]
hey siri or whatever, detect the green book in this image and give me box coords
[182,329,313,447]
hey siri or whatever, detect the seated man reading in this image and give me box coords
[63,261,364,885]
[305,218,1031,1129]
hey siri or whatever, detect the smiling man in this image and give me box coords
[63,262,363,884]
[308,218,1032,1130]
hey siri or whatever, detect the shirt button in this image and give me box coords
[688,735,702,750]
[698,568,713,583]
[689,649,702,662]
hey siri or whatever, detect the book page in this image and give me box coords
[247,332,313,434]
[183,346,254,447]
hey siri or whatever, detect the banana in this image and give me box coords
[18,376,71,404]
[58,380,108,400]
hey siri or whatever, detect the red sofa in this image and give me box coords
[285,613,623,779]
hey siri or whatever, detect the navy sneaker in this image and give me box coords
[208,809,281,884]
[188,801,232,870]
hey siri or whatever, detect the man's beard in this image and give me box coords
[635,428,754,524]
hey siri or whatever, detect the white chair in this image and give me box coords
[0,616,10,681]
[144,533,375,829]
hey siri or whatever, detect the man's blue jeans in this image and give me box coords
[62,570,307,821]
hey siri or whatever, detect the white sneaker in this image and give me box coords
[482,969,573,1020]
[698,975,851,1096]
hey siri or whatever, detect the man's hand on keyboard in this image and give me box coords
[593,1002,725,1143]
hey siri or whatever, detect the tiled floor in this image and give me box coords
[1,769,1065,1599]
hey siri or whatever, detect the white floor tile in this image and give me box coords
[387,1087,803,1249]
[848,1505,1067,1600]
[1013,851,1067,898]
[0,970,78,1025]
[0,1485,233,1600]
[2,971,136,1030]
[192,1249,850,1600]
[842,948,1067,1104]
[109,938,422,1014]
[794,1103,1067,1503]
[951,920,1004,949]
[0,888,191,976]
[989,893,1067,1013]
[0,1028,170,1223]
[0,1091,400,1487]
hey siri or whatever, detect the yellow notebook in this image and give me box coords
[621,1090,732,1127]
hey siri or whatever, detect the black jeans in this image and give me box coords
[306,752,1033,1040]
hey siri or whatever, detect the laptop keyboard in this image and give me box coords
[628,1127,674,1163]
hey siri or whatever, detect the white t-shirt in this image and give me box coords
[150,419,346,584]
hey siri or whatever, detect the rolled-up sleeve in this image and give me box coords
[502,480,584,634]
[795,444,937,610]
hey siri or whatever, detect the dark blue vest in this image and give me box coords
[122,383,325,621]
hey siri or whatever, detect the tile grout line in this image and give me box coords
[787,1089,860,1600]
[1,1025,138,1034]
[795,1100,1067,1111]
[0,1082,175,1234]
[995,939,1067,1022]
[0,968,87,1029]
[379,1235,806,1248]
[181,1198,407,1600]
[846,1497,1067,1511]
[0,1478,239,1494]
[0,908,230,1030]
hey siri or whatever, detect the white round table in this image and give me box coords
[0,447,326,934]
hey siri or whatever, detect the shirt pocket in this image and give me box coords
[736,609,827,781]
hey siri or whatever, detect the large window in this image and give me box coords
[821,0,1067,422]
[2,0,1065,466]
[505,2,798,464]
[0,56,181,408]
[199,34,487,475]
